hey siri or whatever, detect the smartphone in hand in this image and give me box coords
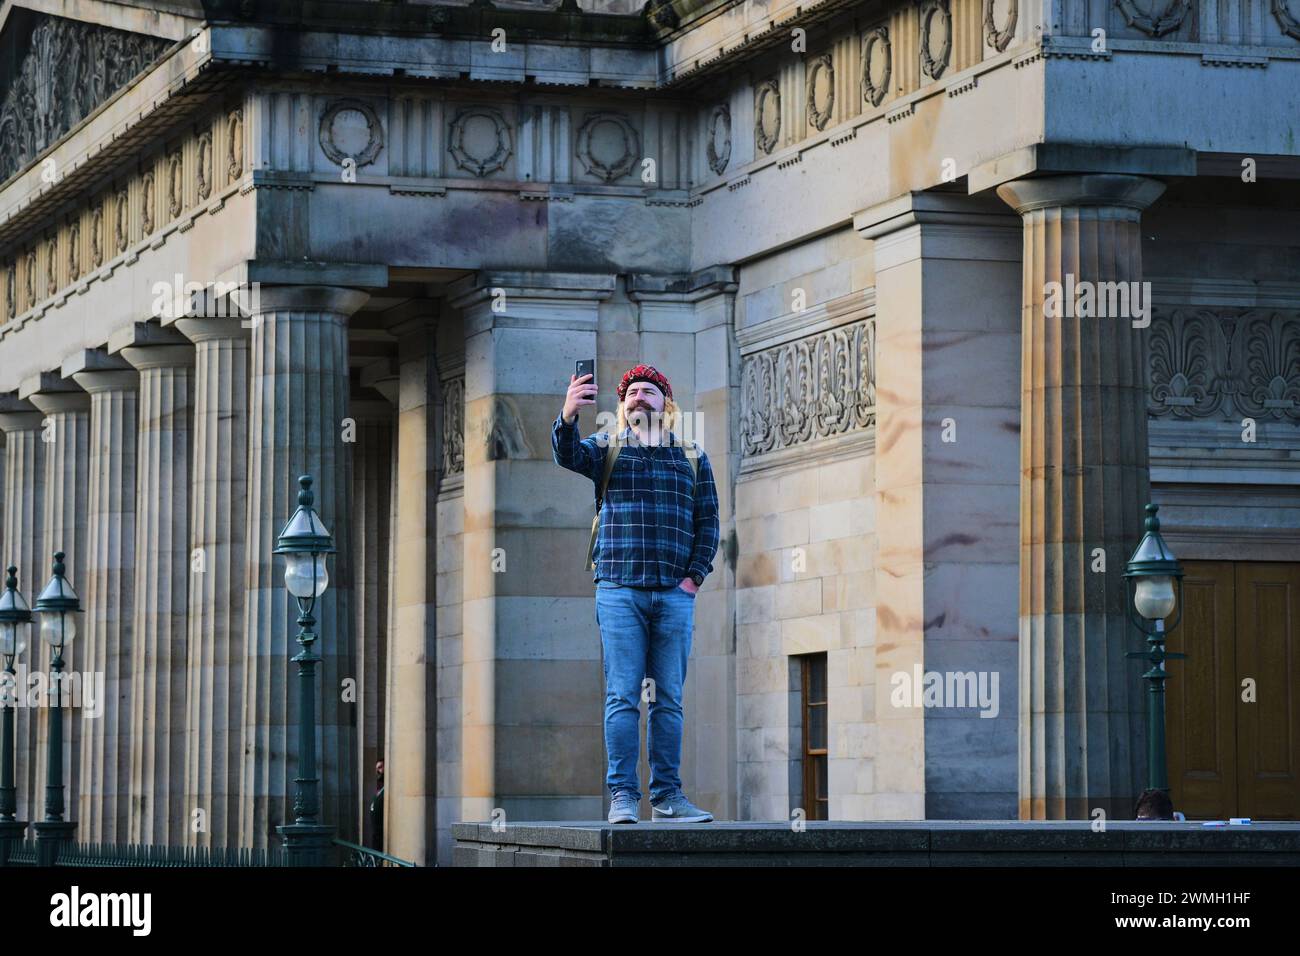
[576,359,595,385]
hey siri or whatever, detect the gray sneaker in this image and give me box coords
[608,790,640,824]
[651,792,713,823]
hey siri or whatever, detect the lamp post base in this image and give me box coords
[33,820,77,866]
[0,819,27,867]
[277,823,336,867]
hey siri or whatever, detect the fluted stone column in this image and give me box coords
[240,285,368,848]
[122,346,193,846]
[68,369,139,844]
[996,174,1165,820]
[0,402,46,825]
[26,389,89,829]
[350,399,393,845]
[175,318,248,849]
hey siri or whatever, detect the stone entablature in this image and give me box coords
[0,100,247,331]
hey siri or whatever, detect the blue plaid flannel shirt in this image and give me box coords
[552,412,720,587]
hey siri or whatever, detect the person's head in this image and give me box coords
[615,364,678,439]
[375,760,384,778]
[1134,788,1174,820]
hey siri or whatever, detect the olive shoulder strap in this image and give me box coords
[588,435,622,570]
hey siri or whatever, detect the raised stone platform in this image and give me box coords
[452,820,1300,867]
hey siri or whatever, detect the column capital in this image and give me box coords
[854,191,1022,270]
[996,174,1166,215]
[120,345,195,372]
[0,396,43,433]
[253,285,370,317]
[174,317,251,345]
[26,390,90,415]
[71,370,140,394]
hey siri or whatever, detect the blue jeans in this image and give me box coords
[595,579,696,804]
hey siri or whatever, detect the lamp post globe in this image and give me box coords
[1123,504,1187,799]
[0,566,33,849]
[273,475,337,866]
[30,552,82,864]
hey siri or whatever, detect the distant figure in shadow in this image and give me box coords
[1134,788,1175,820]
[369,760,385,849]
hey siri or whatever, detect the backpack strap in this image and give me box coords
[588,433,622,571]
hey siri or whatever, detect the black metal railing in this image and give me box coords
[0,837,416,867]
[334,838,417,867]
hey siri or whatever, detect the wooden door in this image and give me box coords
[1235,563,1300,820]
[1167,561,1300,820]
[1165,561,1236,819]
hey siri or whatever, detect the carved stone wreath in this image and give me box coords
[141,169,155,234]
[575,112,640,183]
[319,99,385,168]
[861,27,892,107]
[68,221,79,282]
[1271,0,1300,39]
[90,204,103,267]
[706,104,732,175]
[983,0,1018,52]
[1114,0,1191,36]
[45,238,57,293]
[754,78,781,155]
[115,189,129,253]
[5,264,14,319]
[920,0,953,81]
[448,107,513,177]
[227,108,244,180]
[197,131,213,200]
[168,151,184,219]
[805,54,835,131]
[24,251,35,303]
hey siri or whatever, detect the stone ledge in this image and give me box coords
[451,820,1300,866]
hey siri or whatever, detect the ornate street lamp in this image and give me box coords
[0,566,32,865]
[31,552,80,865]
[274,475,336,866]
[1124,504,1186,796]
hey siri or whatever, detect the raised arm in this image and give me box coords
[552,371,604,480]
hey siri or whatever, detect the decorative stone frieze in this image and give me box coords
[740,317,876,458]
[0,15,169,184]
[441,374,465,479]
[1148,308,1300,422]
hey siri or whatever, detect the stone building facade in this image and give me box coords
[0,0,1297,865]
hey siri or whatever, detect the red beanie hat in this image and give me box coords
[616,364,672,401]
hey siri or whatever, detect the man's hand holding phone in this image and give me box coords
[563,371,597,424]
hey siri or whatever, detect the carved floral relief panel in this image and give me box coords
[1148,308,1300,423]
[0,15,169,184]
[741,317,877,459]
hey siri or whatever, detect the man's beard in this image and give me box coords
[627,405,665,439]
